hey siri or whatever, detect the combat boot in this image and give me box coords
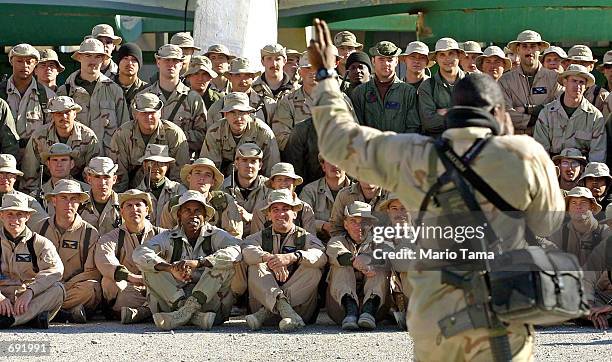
[275,297,305,332]
[341,295,359,331]
[153,296,201,330]
[358,295,380,330]
[245,307,273,331]
[190,311,216,330]
[121,306,152,324]
[70,304,87,324]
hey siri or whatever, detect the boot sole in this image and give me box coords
[245,314,263,331]
[278,318,305,332]
[342,317,359,331]
[358,313,376,330]
[153,313,173,330]
[191,312,216,331]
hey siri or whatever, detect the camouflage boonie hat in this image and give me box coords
[298,53,311,68]
[133,93,164,113]
[260,189,303,213]
[578,162,612,182]
[45,179,90,203]
[558,64,595,88]
[170,32,201,51]
[85,157,118,176]
[180,158,224,190]
[184,55,218,78]
[564,186,601,214]
[400,41,436,68]
[539,46,567,61]
[334,31,363,49]
[235,143,263,160]
[220,92,255,113]
[369,41,401,57]
[171,190,216,221]
[265,162,303,188]
[596,50,612,72]
[551,147,587,164]
[71,38,109,60]
[428,38,465,61]
[41,143,78,162]
[567,45,597,63]
[0,154,23,176]
[205,44,235,60]
[138,144,175,164]
[0,194,36,214]
[8,44,40,65]
[118,189,153,213]
[91,24,122,45]
[476,46,512,71]
[344,200,378,221]
[225,57,261,76]
[461,41,483,54]
[38,49,65,72]
[155,44,184,60]
[261,44,287,59]
[507,30,550,53]
[46,96,82,113]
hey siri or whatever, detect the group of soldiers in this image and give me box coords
[0,22,610,340]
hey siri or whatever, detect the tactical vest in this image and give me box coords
[170,234,213,263]
[115,226,165,259]
[261,226,307,254]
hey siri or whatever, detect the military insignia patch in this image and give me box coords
[532,87,547,94]
[16,254,32,262]
[62,240,79,249]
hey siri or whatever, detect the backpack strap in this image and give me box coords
[170,237,183,263]
[201,234,213,256]
[26,234,39,273]
[36,81,48,115]
[116,229,126,260]
[168,93,188,123]
[294,226,307,251]
[81,225,93,271]
[64,83,72,98]
[262,226,274,253]
[39,219,50,237]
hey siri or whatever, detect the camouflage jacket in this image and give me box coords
[111,75,148,117]
[57,71,130,156]
[138,81,207,154]
[207,89,275,128]
[36,177,91,217]
[584,84,611,118]
[221,174,269,236]
[0,98,19,157]
[251,73,299,121]
[79,191,121,237]
[3,76,55,142]
[136,177,187,226]
[109,119,190,192]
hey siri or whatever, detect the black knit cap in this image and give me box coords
[345,51,372,73]
[115,42,143,67]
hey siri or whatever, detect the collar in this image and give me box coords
[54,214,85,233]
[7,76,36,94]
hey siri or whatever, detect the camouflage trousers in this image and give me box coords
[248,263,321,323]
[326,265,390,324]
[101,276,147,312]
[143,265,236,324]
[0,283,65,326]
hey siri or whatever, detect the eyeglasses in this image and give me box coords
[560,160,581,168]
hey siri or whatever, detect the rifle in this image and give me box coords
[36,164,46,209]
[229,163,236,199]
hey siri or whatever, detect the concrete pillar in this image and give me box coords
[193,0,277,71]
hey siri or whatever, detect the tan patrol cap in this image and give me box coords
[133,93,164,113]
[184,55,218,78]
[71,38,110,61]
[0,154,23,176]
[41,143,78,162]
[429,38,465,61]
[578,162,612,182]
[476,46,512,71]
[91,24,122,45]
[220,92,255,113]
[235,143,263,160]
[552,147,587,164]
[369,41,401,57]
[85,157,118,176]
[400,41,435,68]
[170,32,201,51]
[261,44,287,59]
[155,44,184,61]
[138,144,175,164]
[46,96,82,113]
[38,49,65,72]
[461,41,483,54]
[557,64,595,88]
[118,189,153,213]
[344,200,378,221]
[9,44,40,65]
[333,31,363,49]
[265,162,303,188]
[596,50,612,72]
[171,190,215,221]
[226,57,261,76]
[565,186,601,214]
[507,30,550,53]
[205,44,235,60]
[260,189,302,213]
[0,194,36,213]
[180,158,224,190]
[567,45,597,63]
[45,179,90,203]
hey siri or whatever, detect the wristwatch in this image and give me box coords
[316,67,337,81]
[293,251,303,263]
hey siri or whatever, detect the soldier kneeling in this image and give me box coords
[326,201,390,330]
[242,189,326,332]
[0,194,65,329]
[133,191,241,330]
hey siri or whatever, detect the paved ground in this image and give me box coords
[1,314,610,361]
